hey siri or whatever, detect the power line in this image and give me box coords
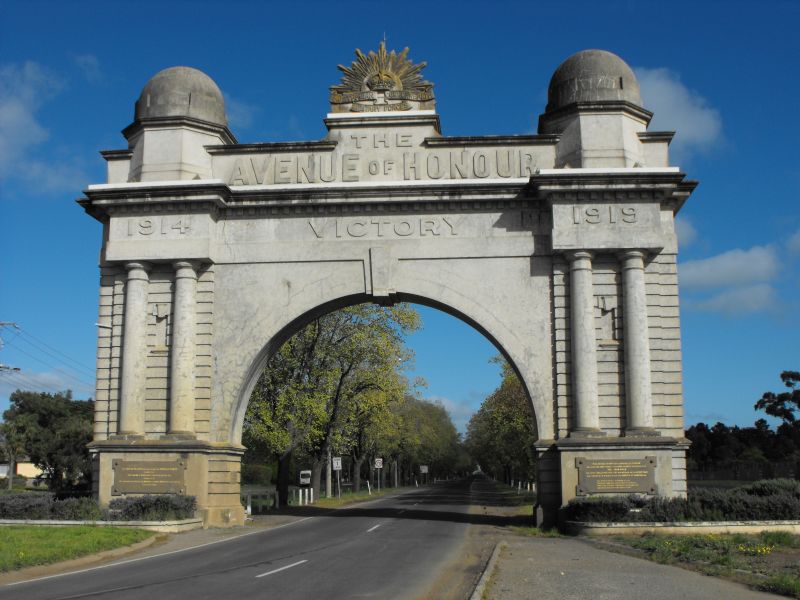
[11,325,95,375]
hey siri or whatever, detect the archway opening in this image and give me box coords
[236,297,539,509]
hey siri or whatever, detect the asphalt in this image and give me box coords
[1,477,788,600]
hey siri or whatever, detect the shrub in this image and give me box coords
[0,493,54,519]
[565,478,800,522]
[107,495,196,521]
[51,497,103,521]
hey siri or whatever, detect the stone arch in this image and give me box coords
[230,289,543,447]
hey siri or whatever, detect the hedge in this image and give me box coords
[564,478,800,522]
[0,493,195,521]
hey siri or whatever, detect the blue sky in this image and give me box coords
[1,0,798,434]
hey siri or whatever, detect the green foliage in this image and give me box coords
[241,463,273,486]
[0,526,153,572]
[244,303,423,497]
[755,371,800,426]
[464,357,537,483]
[2,390,93,491]
[107,495,196,521]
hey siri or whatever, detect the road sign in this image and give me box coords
[420,465,429,474]
[374,458,383,469]
[332,456,342,471]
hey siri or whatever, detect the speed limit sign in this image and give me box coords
[374,458,383,469]
[332,456,342,471]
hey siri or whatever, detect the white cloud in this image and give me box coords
[787,229,800,255]
[685,283,778,316]
[0,62,61,176]
[74,54,101,83]
[679,245,778,290]
[0,61,89,195]
[675,215,697,247]
[635,67,722,161]
[0,370,94,400]
[223,92,257,131]
[427,394,475,434]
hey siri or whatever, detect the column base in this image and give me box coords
[569,428,607,438]
[109,433,145,441]
[161,432,198,441]
[625,428,661,437]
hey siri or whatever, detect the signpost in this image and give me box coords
[332,456,342,499]
[374,458,383,492]
[420,465,429,485]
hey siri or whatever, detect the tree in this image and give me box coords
[244,303,420,504]
[0,421,26,490]
[755,370,800,427]
[465,358,537,484]
[2,390,94,491]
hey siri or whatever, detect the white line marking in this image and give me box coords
[255,559,308,578]
[7,517,315,587]
[367,523,382,533]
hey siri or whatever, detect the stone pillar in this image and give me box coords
[118,262,150,436]
[567,251,603,435]
[169,261,198,436]
[620,250,656,434]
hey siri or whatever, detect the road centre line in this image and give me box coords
[255,560,308,578]
[8,517,315,586]
[366,523,382,533]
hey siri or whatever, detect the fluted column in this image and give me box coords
[169,261,198,436]
[620,250,656,434]
[567,251,603,435]
[118,262,150,436]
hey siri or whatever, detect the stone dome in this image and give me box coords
[545,50,642,113]
[134,66,227,126]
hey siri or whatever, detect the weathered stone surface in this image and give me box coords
[82,45,697,527]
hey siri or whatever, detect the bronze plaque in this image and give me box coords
[112,459,185,495]
[576,456,656,495]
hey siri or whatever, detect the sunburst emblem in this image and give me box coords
[330,42,435,113]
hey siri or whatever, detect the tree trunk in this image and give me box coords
[353,457,364,492]
[311,459,323,501]
[392,459,398,488]
[7,455,14,491]
[277,450,292,507]
[325,446,332,498]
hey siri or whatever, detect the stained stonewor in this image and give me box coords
[81,46,697,527]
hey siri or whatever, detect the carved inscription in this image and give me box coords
[573,205,637,225]
[112,459,185,495]
[576,457,656,495]
[227,149,538,186]
[126,217,191,237]
[308,216,462,239]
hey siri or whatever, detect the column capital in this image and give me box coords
[565,250,594,263]
[618,249,648,265]
[173,261,200,279]
[124,261,151,274]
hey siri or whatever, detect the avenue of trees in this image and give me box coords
[242,303,466,504]
[463,358,537,484]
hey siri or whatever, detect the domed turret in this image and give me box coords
[545,50,642,113]
[134,66,228,126]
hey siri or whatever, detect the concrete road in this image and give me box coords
[0,479,484,600]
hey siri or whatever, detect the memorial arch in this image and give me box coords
[81,46,696,527]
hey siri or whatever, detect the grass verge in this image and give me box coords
[0,526,154,572]
[509,525,562,537]
[608,531,800,598]
[312,487,404,508]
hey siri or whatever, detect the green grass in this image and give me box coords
[313,487,401,508]
[611,531,800,598]
[509,525,562,537]
[0,526,154,572]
